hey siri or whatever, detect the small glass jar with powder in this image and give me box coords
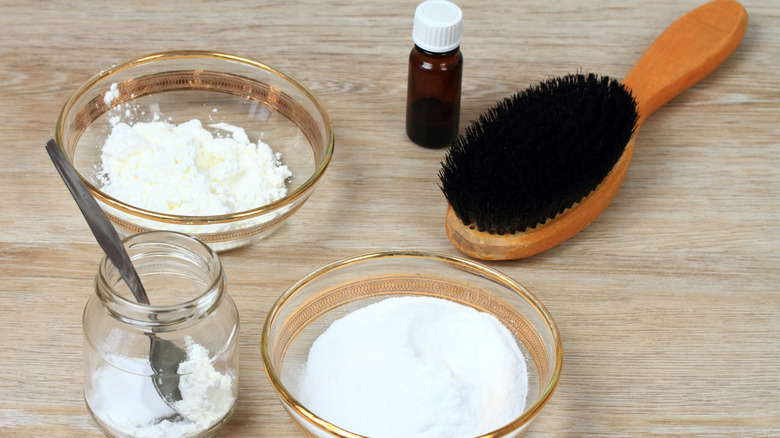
[83,231,239,438]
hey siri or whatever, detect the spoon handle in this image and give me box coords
[45,139,150,305]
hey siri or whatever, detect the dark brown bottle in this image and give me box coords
[405,0,463,149]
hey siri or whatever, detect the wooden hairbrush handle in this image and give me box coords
[624,0,748,126]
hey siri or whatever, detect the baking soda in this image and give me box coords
[298,296,528,437]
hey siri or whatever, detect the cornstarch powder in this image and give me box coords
[298,296,529,437]
[98,118,291,216]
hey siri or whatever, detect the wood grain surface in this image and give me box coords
[1,0,778,436]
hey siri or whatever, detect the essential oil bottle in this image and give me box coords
[406,0,463,149]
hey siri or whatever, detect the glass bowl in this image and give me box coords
[261,251,563,437]
[55,51,334,252]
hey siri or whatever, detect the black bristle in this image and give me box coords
[439,73,638,235]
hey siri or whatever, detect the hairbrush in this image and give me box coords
[440,0,748,260]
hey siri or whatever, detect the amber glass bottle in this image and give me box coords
[406,0,463,149]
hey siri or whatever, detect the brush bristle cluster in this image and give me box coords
[439,73,638,235]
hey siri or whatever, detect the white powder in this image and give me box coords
[298,296,528,438]
[87,338,235,438]
[98,118,292,216]
[103,82,120,106]
[174,341,235,426]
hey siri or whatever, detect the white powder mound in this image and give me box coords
[88,355,177,435]
[298,296,529,438]
[87,337,235,438]
[98,119,292,216]
[173,341,235,426]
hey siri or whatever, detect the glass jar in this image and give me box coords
[83,231,239,438]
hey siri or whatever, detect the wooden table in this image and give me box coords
[1,0,778,436]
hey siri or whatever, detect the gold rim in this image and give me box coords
[261,251,563,437]
[55,50,334,226]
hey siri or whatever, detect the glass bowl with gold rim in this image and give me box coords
[261,251,563,437]
[55,50,334,252]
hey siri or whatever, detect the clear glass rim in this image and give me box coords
[95,231,226,328]
[260,250,563,437]
[55,50,335,225]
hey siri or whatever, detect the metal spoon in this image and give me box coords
[45,139,187,412]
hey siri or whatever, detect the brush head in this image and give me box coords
[440,73,638,235]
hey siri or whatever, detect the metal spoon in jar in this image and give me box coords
[45,139,187,413]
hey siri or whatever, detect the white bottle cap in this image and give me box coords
[412,0,462,53]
